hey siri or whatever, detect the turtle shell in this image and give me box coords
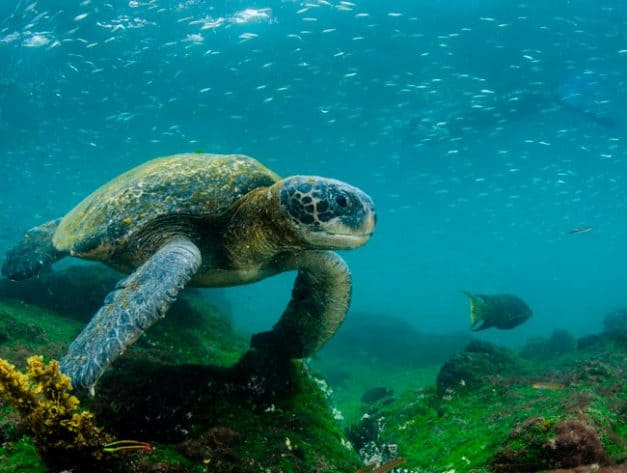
[53,153,280,257]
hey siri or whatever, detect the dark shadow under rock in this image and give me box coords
[91,348,298,443]
[0,264,118,322]
[520,329,577,361]
[360,386,394,405]
[82,349,360,472]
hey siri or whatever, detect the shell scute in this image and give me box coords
[53,153,280,256]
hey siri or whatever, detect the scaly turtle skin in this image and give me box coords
[1,153,376,391]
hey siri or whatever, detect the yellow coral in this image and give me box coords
[0,355,111,453]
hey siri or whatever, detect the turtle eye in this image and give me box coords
[335,195,348,207]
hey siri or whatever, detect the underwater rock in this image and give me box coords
[0,265,361,472]
[492,417,611,471]
[436,339,520,395]
[1,350,361,472]
[360,386,394,405]
[0,264,116,322]
[520,329,577,361]
[549,420,612,467]
[312,313,469,424]
[0,299,84,364]
[577,334,604,350]
[0,399,23,444]
[177,427,245,471]
[0,264,245,370]
[604,309,627,333]
[343,307,625,471]
[318,313,469,367]
[0,264,232,326]
[0,312,46,345]
[0,266,361,473]
[346,411,400,470]
[546,466,627,473]
[603,309,627,345]
[321,365,351,388]
[89,357,361,472]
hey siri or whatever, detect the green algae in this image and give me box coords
[311,355,441,424]
[1,265,625,472]
[194,363,361,473]
[0,298,83,363]
[132,291,249,368]
[0,266,361,473]
[347,338,626,472]
[0,436,46,473]
[311,314,466,425]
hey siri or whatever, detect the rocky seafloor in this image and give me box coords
[0,264,625,473]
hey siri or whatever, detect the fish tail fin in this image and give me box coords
[460,291,485,330]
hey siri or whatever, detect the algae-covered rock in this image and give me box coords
[318,314,469,368]
[604,309,627,345]
[312,314,462,423]
[0,264,118,323]
[0,264,245,368]
[546,466,627,473]
[360,387,394,405]
[0,265,361,472]
[86,355,361,473]
[492,417,611,471]
[347,329,626,472]
[0,299,82,365]
[436,339,521,396]
[520,330,577,361]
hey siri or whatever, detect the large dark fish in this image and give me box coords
[461,291,532,331]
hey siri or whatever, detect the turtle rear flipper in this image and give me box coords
[59,237,202,391]
[1,219,64,280]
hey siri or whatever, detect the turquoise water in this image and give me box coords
[1,0,625,346]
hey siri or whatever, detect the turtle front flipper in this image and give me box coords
[59,238,202,391]
[251,250,351,358]
[1,219,64,280]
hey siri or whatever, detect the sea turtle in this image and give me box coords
[1,153,376,391]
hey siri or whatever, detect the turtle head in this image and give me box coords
[277,176,376,249]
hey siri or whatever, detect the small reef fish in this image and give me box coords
[531,381,566,390]
[356,457,407,473]
[567,226,592,235]
[103,439,153,453]
[461,292,532,331]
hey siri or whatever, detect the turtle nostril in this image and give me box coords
[335,195,347,207]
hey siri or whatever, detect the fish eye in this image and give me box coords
[335,195,348,207]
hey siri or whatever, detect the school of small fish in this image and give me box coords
[0,0,625,331]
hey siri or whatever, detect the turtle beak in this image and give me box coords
[361,205,376,236]
[351,197,376,240]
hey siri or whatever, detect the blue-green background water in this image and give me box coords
[1,0,625,346]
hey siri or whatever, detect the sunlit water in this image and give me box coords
[1,0,626,347]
